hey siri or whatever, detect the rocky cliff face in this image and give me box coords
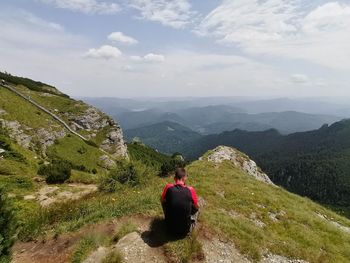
[67,106,128,158]
[203,145,274,185]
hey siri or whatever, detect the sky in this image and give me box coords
[0,0,349,98]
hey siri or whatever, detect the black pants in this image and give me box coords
[162,203,199,236]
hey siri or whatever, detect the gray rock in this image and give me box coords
[0,119,32,148]
[69,107,109,131]
[113,232,166,263]
[68,107,128,159]
[260,254,308,263]
[98,155,116,170]
[101,128,128,158]
[37,128,66,149]
[83,247,109,263]
[206,146,274,185]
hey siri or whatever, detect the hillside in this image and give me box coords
[125,121,202,154]
[2,73,350,263]
[7,146,350,263]
[181,121,350,215]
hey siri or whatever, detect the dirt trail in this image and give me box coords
[12,216,163,263]
[12,216,306,263]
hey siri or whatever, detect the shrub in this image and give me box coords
[85,140,98,148]
[99,161,140,192]
[0,133,26,163]
[160,158,186,177]
[0,187,17,263]
[38,160,71,184]
[77,146,87,154]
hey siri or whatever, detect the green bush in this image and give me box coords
[38,160,71,184]
[0,187,17,263]
[99,161,140,192]
[0,132,26,163]
[160,158,186,177]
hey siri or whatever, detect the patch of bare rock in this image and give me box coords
[201,237,251,263]
[83,232,166,263]
[260,254,308,263]
[317,213,350,234]
[24,184,97,207]
[205,146,274,185]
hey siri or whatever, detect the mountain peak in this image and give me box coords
[201,146,274,185]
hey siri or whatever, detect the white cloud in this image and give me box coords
[37,0,120,14]
[197,1,350,70]
[108,32,138,45]
[84,45,122,59]
[129,53,165,63]
[0,8,85,49]
[290,74,309,84]
[144,53,165,62]
[127,0,196,28]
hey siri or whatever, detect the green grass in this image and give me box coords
[18,167,162,240]
[163,232,204,263]
[46,136,103,171]
[14,156,350,262]
[0,88,55,129]
[112,222,138,242]
[187,160,350,262]
[102,250,123,263]
[14,85,87,116]
[68,170,99,184]
[71,234,108,263]
[128,142,172,170]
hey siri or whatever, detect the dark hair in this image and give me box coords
[175,167,187,180]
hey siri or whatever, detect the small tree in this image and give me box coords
[0,187,17,262]
[38,160,71,184]
[99,161,140,192]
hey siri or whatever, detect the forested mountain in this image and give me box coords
[125,121,202,154]
[181,120,350,214]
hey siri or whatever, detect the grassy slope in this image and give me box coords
[0,82,115,245]
[18,153,350,263]
[188,159,350,262]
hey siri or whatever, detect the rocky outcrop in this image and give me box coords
[101,128,128,158]
[69,107,110,131]
[98,155,117,170]
[36,128,66,150]
[204,146,274,185]
[0,119,32,148]
[68,107,128,158]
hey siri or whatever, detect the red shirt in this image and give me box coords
[161,180,198,208]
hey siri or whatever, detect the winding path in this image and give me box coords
[0,83,88,141]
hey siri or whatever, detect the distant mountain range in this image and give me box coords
[82,97,344,135]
